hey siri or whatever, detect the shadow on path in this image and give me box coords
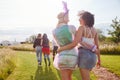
[34,66,59,80]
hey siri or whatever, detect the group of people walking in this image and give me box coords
[33,33,51,66]
[52,1,101,80]
[33,1,101,80]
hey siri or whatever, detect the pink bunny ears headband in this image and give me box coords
[62,1,69,14]
[57,1,69,19]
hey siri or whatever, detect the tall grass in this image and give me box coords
[9,44,34,51]
[9,44,53,52]
[9,43,120,55]
[100,44,120,55]
[0,48,16,80]
[0,46,4,48]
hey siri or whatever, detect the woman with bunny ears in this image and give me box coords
[52,1,78,80]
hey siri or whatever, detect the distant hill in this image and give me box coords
[95,23,113,36]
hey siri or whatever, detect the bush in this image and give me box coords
[0,48,16,80]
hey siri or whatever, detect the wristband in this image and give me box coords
[91,45,95,50]
[92,45,97,52]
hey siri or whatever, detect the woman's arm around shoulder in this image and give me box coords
[57,26,83,52]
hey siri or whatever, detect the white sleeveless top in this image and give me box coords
[82,27,95,46]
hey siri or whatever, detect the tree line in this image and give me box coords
[98,17,120,44]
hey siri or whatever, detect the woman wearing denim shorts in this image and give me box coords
[58,11,101,80]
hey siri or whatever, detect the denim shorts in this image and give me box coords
[78,48,96,70]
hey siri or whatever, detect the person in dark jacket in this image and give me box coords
[52,39,58,61]
[33,33,42,65]
[42,33,51,66]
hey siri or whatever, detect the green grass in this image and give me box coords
[101,55,120,77]
[6,51,97,80]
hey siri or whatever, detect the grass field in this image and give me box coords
[101,55,120,77]
[1,50,120,80]
[6,51,97,80]
[1,43,119,80]
[0,48,16,80]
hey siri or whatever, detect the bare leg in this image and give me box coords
[79,68,90,80]
[60,69,72,80]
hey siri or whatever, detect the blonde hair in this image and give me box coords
[57,12,68,23]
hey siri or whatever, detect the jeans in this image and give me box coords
[35,46,42,63]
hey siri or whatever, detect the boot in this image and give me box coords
[48,61,51,66]
[48,58,51,66]
[44,58,47,66]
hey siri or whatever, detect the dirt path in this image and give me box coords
[92,67,120,80]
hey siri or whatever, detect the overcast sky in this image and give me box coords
[0,0,120,42]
